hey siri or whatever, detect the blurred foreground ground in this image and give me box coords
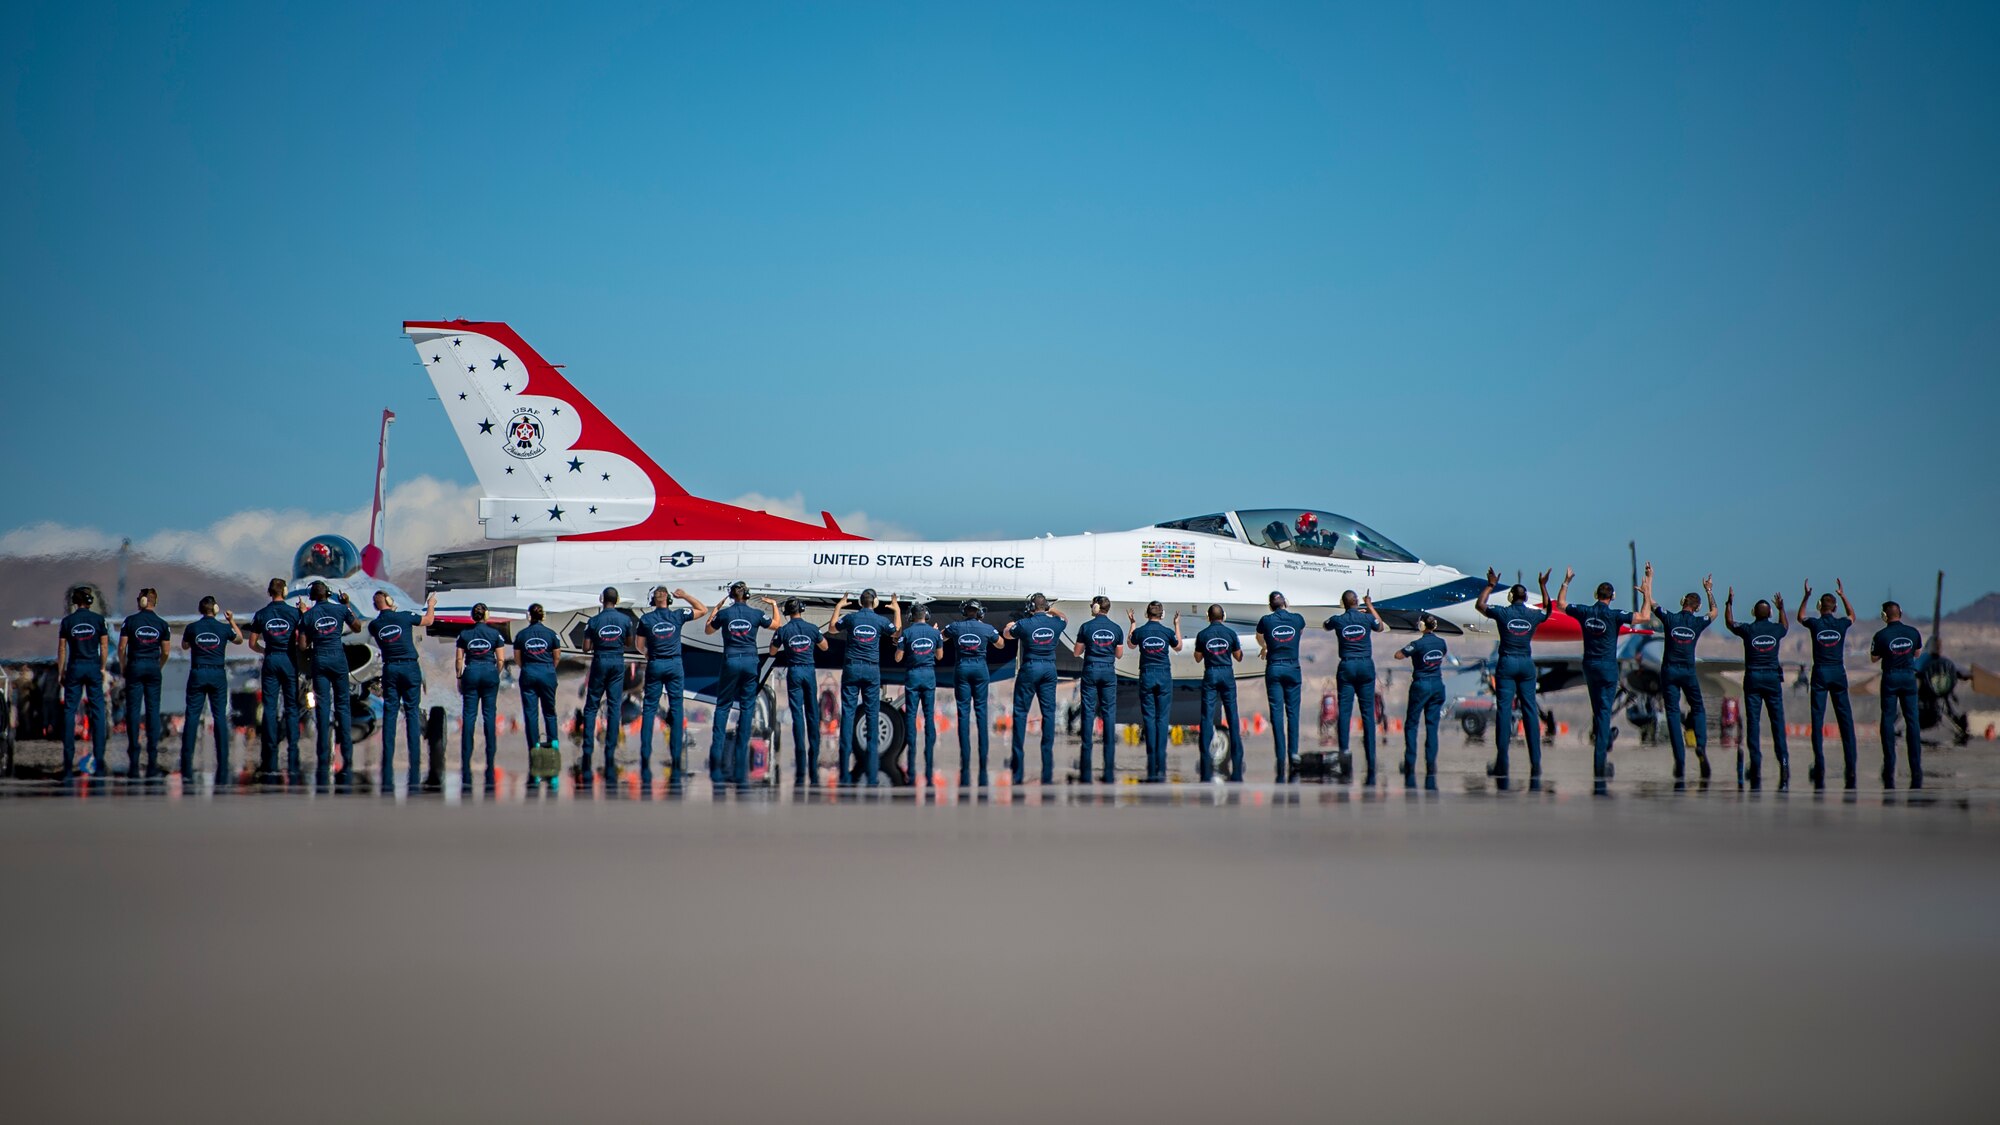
[3,730,1999,1124]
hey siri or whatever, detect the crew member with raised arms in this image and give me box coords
[943,602,1000,788]
[1073,596,1124,784]
[456,603,508,787]
[370,590,437,791]
[1475,568,1552,784]
[1798,579,1859,788]
[831,589,902,786]
[118,588,169,780]
[1394,613,1450,788]
[896,605,945,785]
[1127,603,1181,783]
[707,582,778,785]
[248,579,303,781]
[637,586,708,782]
[180,596,243,784]
[1257,591,1306,782]
[55,586,108,781]
[580,587,631,782]
[1652,576,1718,781]
[1001,594,1066,786]
[1871,600,1925,789]
[1194,604,1245,783]
[514,604,563,769]
[771,598,827,784]
[1555,563,1651,782]
[1323,590,1388,784]
[1725,587,1790,788]
[301,582,362,784]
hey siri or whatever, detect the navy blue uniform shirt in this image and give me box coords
[1485,603,1547,659]
[250,603,301,662]
[1076,615,1124,672]
[60,610,107,664]
[121,609,170,670]
[636,607,695,661]
[1566,602,1634,664]
[303,599,360,667]
[1131,620,1177,675]
[1010,612,1066,669]
[712,603,771,659]
[586,609,630,663]
[943,619,1000,668]
[458,623,503,666]
[773,618,823,668]
[514,622,561,667]
[1257,610,1305,668]
[1653,608,1710,669]
[899,622,943,669]
[1195,622,1240,673]
[1323,609,1381,661]
[1729,616,1787,674]
[1803,615,1851,670]
[183,615,237,670]
[369,609,424,664]
[1400,634,1449,682]
[837,608,894,667]
[1871,622,1923,674]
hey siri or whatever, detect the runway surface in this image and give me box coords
[4,750,1999,1124]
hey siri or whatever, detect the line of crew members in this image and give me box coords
[51,566,1930,792]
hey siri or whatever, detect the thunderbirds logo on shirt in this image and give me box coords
[1582,616,1607,634]
[1751,634,1778,654]
[1341,624,1368,641]
[911,637,937,657]
[1670,627,1696,645]
[524,637,550,656]
[1087,629,1117,653]
[378,624,404,643]
[1505,618,1533,636]
[466,637,492,655]
[504,410,545,459]
[1271,625,1297,646]
[788,635,813,655]
[1421,649,1445,670]
[1028,627,1056,650]
[195,630,222,653]
[1888,637,1915,655]
[1816,630,1842,648]
[727,619,754,641]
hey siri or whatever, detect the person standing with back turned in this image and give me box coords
[1194,605,1245,782]
[1257,592,1306,782]
[580,587,631,783]
[944,602,1002,788]
[301,582,363,784]
[636,586,708,783]
[55,586,108,781]
[1871,600,1924,789]
[1555,563,1651,783]
[1127,603,1181,783]
[1798,579,1859,789]
[180,596,243,785]
[1001,594,1067,786]
[1072,596,1125,784]
[832,589,902,786]
[456,603,508,788]
[771,598,828,785]
[1394,613,1450,788]
[1322,590,1388,784]
[706,582,778,785]
[513,603,564,770]
[370,590,437,791]
[1475,568,1552,785]
[248,579,304,781]
[1725,587,1790,788]
[119,588,170,780]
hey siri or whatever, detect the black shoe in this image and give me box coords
[1779,765,1790,789]
[1604,762,1615,780]
[1698,757,1712,780]
[1485,760,1506,778]
[1672,764,1685,780]
[1809,764,1824,785]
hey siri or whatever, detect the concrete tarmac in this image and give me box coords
[3,735,1998,1124]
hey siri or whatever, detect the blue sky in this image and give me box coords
[3,1,1995,609]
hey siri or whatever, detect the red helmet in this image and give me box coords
[1295,512,1319,535]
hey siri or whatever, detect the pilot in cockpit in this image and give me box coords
[1291,511,1330,551]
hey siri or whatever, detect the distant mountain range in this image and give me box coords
[0,554,425,661]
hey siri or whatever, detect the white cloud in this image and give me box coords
[724,492,917,541]
[0,476,483,579]
[0,482,917,579]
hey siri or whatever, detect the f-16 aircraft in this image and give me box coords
[405,318,1499,765]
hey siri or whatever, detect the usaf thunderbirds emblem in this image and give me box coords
[504,411,545,459]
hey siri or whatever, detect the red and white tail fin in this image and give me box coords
[404,320,861,543]
[360,409,393,578]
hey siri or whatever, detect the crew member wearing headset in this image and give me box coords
[514,603,564,763]
[456,602,509,786]
[942,602,1000,788]
[1194,604,1244,782]
[831,590,902,785]
[1797,579,1858,788]
[1555,563,1651,783]
[1871,600,1925,789]
[301,581,363,784]
[1073,596,1125,784]
[180,596,243,784]
[1323,590,1388,783]
[1001,594,1066,785]
[637,586,709,781]
[1256,591,1306,782]
[580,587,631,782]
[771,598,828,784]
[1394,613,1449,788]
[707,582,778,785]
[1475,568,1552,784]
[55,586,108,780]
[370,590,437,791]
[1725,587,1790,788]
[896,606,945,785]
[1127,603,1181,782]
[248,579,303,781]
